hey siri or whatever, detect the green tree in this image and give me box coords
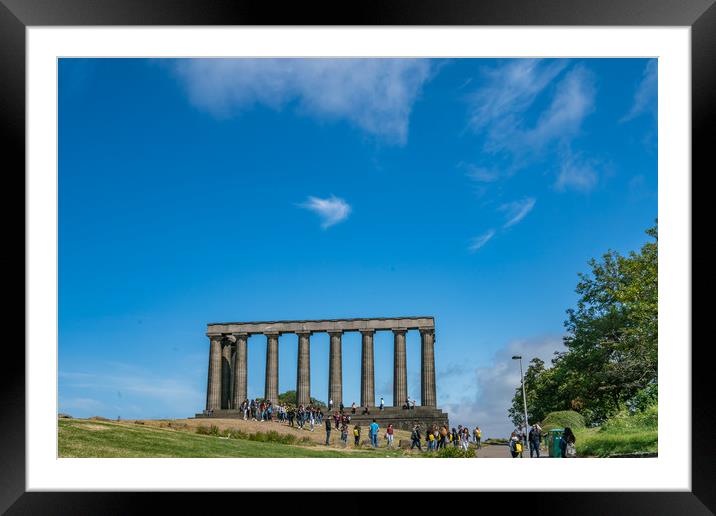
[278,390,326,408]
[509,223,658,426]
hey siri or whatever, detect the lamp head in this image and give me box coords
[511,355,522,360]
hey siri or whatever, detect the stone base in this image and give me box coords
[194,406,449,432]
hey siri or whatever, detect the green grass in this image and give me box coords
[575,428,657,457]
[572,404,658,457]
[58,419,409,458]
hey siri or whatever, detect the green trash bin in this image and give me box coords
[548,428,564,458]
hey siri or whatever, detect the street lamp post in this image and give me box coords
[512,355,529,450]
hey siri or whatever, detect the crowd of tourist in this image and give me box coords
[223,397,490,453]
[409,423,482,451]
[209,398,576,457]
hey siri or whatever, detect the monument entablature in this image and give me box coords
[206,316,435,336]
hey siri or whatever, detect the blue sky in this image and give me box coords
[58,58,657,438]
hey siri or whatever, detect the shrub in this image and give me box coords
[195,425,220,436]
[541,411,586,431]
[600,403,657,433]
[58,413,73,419]
[626,383,658,414]
[430,446,475,458]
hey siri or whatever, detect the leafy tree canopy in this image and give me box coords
[509,223,658,427]
[278,390,326,408]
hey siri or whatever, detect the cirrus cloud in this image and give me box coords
[299,195,352,229]
[172,58,433,145]
[500,197,536,228]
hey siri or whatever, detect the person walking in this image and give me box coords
[473,426,482,449]
[340,423,348,447]
[386,423,395,449]
[410,424,422,451]
[529,424,542,458]
[353,424,361,446]
[324,416,332,445]
[560,427,577,458]
[369,419,380,448]
[461,428,470,451]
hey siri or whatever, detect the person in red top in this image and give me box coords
[386,423,395,448]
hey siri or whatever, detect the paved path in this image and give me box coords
[476,444,548,458]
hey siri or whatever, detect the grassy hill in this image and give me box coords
[537,406,657,457]
[58,418,412,458]
[574,404,657,457]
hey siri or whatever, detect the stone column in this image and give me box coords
[206,334,223,411]
[393,328,408,407]
[420,328,437,407]
[232,333,248,408]
[296,331,311,406]
[360,330,375,407]
[264,332,280,404]
[221,340,233,409]
[328,331,343,408]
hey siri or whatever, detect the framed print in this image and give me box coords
[3,0,713,512]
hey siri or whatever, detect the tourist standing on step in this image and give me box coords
[386,423,395,448]
[351,402,356,414]
[379,397,384,411]
[369,419,380,448]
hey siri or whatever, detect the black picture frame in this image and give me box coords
[2,0,711,512]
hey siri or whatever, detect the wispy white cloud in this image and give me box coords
[469,59,568,136]
[299,195,351,229]
[621,59,657,123]
[469,60,597,155]
[499,197,536,228]
[466,60,598,189]
[172,58,433,144]
[522,66,595,150]
[468,229,496,252]
[555,154,599,193]
[460,162,501,183]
